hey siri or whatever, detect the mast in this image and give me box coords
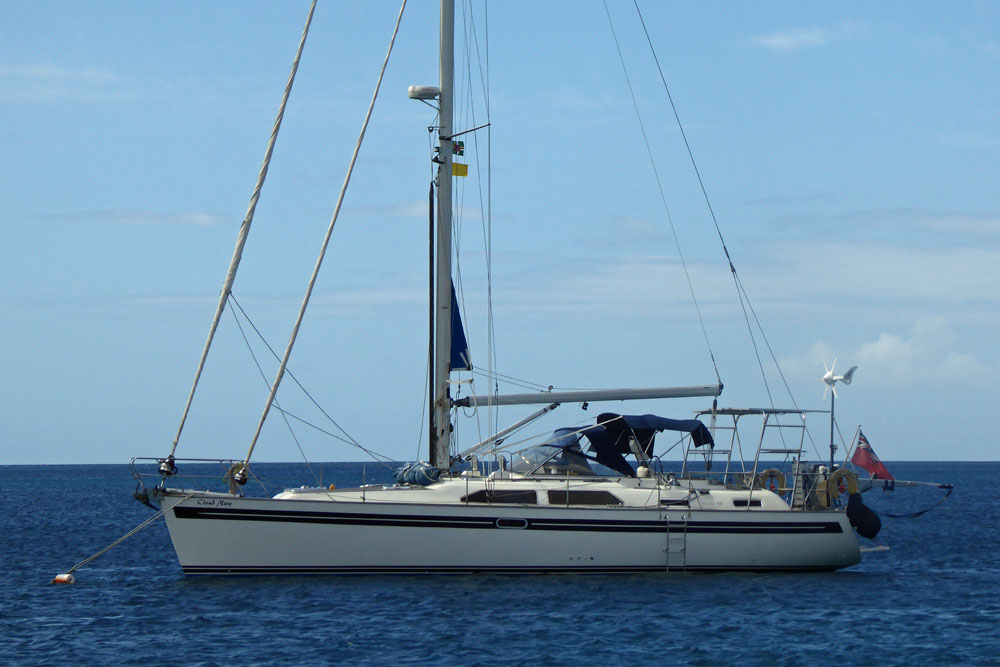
[428,180,436,463]
[430,0,455,470]
[830,389,836,469]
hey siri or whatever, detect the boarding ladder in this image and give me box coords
[658,483,689,571]
[664,510,688,571]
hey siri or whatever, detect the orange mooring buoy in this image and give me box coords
[51,573,75,584]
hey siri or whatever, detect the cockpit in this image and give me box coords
[510,412,714,478]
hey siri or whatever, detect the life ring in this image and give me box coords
[827,469,859,503]
[759,469,785,493]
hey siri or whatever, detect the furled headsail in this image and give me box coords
[450,282,471,371]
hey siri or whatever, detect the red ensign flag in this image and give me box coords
[851,431,894,481]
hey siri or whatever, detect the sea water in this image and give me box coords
[1,461,997,665]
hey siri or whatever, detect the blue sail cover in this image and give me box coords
[519,425,632,478]
[598,412,713,456]
[624,414,713,448]
[578,426,633,477]
[512,427,603,476]
[450,283,472,371]
[581,413,715,477]
[519,413,714,479]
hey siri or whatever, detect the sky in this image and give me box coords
[1,1,997,466]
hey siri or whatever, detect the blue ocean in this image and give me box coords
[2,461,997,665]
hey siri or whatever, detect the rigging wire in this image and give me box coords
[420,119,440,461]
[169,0,317,457]
[736,269,825,458]
[481,3,498,462]
[416,317,431,462]
[472,1,499,453]
[228,295,394,467]
[239,0,409,471]
[602,1,722,388]
[228,297,320,485]
[275,406,398,471]
[447,0,472,458]
[630,1,829,453]
[470,368,550,392]
[630,2,787,403]
[458,0,481,446]
[450,0,497,460]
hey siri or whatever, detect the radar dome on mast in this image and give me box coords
[407,85,440,100]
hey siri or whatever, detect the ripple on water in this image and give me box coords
[2,462,998,665]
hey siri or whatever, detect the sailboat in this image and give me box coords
[133,0,870,574]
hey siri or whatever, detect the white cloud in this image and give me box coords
[855,332,920,381]
[348,200,481,221]
[487,252,735,321]
[45,209,228,227]
[741,193,835,207]
[0,63,126,104]
[125,294,217,308]
[744,239,1000,312]
[939,350,987,378]
[785,318,988,388]
[450,230,1000,327]
[775,340,837,379]
[762,209,1000,252]
[0,64,116,82]
[751,28,830,51]
[604,216,668,243]
[749,22,864,52]
[918,211,1000,234]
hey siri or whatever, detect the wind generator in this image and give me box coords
[820,359,858,468]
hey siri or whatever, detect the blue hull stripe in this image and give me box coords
[173,506,843,534]
[181,564,842,575]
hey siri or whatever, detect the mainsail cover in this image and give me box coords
[450,283,472,371]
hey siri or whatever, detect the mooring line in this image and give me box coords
[50,495,192,584]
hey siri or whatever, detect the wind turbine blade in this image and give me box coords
[823,385,829,400]
[832,385,839,400]
[831,357,838,374]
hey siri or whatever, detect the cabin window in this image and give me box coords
[462,489,537,504]
[733,499,762,507]
[548,490,623,506]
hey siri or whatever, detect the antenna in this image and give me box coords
[819,360,858,469]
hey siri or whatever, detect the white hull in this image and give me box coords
[158,485,860,575]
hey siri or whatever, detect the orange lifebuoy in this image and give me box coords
[759,469,785,493]
[827,469,858,503]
